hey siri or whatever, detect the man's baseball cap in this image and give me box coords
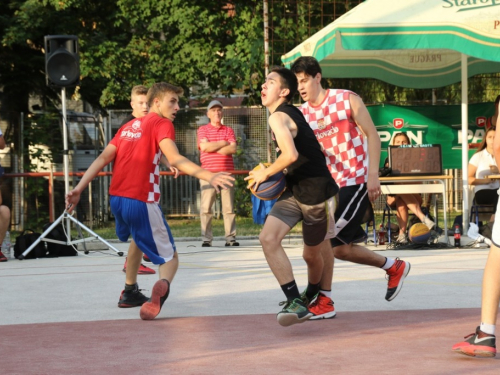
[207,100,223,110]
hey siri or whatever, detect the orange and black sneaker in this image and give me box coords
[122,257,156,275]
[309,294,336,320]
[452,327,496,357]
[385,258,411,301]
[140,279,170,320]
[0,250,7,262]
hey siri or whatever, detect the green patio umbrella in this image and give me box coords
[282,0,500,232]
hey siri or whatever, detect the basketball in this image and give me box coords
[248,163,286,201]
[408,223,431,243]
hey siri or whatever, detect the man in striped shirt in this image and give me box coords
[197,100,238,247]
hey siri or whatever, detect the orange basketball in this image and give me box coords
[248,163,286,201]
[408,223,431,243]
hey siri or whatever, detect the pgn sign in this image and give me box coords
[393,118,404,129]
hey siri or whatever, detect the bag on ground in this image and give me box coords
[42,223,77,257]
[14,230,47,259]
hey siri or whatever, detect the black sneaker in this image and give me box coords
[118,284,149,308]
[140,279,170,320]
[300,288,318,306]
[225,241,239,247]
[201,241,211,247]
[452,326,496,357]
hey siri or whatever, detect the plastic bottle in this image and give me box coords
[454,225,461,248]
[378,224,386,245]
[2,231,11,258]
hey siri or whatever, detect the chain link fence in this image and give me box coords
[0,108,468,233]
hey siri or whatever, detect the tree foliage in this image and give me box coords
[1,0,497,114]
[0,0,264,111]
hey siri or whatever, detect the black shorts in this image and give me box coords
[330,184,369,247]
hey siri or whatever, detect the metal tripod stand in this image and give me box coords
[18,87,123,259]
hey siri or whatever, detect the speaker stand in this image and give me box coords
[18,87,123,259]
[17,210,123,259]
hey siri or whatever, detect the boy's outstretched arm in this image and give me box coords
[65,144,117,212]
[159,138,234,192]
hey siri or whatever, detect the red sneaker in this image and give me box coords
[385,258,411,301]
[143,254,152,263]
[0,250,7,262]
[140,279,170,320]
[122,257,156,275]
[452,327,496,357]
[309,294,336,320]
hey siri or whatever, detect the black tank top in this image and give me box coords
[274,103,339,205]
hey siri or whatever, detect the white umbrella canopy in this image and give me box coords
[282,0,500,232]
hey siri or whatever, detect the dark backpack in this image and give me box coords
[42,223,77,257]
[14,230,47,259]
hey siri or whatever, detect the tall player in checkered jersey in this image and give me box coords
[65,82,234,320]
[291,57,411,319]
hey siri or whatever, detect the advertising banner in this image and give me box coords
[369,103,494,169]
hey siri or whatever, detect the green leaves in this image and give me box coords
[0,1,266,110]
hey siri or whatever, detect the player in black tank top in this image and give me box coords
[245,67,338,327]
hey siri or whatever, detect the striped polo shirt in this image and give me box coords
[197,123,236,172]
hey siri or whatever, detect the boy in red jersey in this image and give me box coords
[120,85,156,278]
[66,82,233,320]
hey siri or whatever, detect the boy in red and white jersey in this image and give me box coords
[66,82,233,320]
[291,57,411,320]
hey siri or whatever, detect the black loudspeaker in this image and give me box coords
[44,35,80,87]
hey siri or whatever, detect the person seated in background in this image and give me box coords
[468,126,499,224]
[384,132,435,243]
[485,95,499,130]
[0,129,10,262]
[0,189,11,262]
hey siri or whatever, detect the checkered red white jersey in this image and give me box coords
[299,89,368,188]
[109,112,175,203]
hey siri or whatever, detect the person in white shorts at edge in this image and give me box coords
[452,103,500,358]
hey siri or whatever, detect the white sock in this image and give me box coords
[480,323,496,335]
[320,290,332,298]
[381,257,395,270]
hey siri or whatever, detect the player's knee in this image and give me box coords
[302,249,320,264]
[259,231,279,248]
[333,245,350,260]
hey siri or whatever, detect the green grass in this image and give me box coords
[11,208,458,241]
[55,217,303,240]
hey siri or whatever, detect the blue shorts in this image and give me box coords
[110,196,176,265]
